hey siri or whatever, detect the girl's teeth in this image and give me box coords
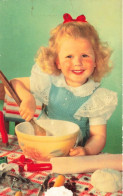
[73,70,82,73]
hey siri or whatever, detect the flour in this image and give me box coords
[91,168,122,193]
[44,186,73,196]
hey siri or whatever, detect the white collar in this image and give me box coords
[51,74,100,97]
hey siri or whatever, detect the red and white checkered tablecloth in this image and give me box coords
[0,135,122,196]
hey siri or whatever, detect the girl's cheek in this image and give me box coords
[84,59,94,64]
[63,59,71,66]
[84,59,95,67]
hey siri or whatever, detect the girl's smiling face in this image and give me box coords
[57,37,96,87]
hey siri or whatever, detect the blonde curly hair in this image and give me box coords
[35,21,112,82]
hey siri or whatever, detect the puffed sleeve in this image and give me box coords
[74,88,118,125]
[30,63,51,104]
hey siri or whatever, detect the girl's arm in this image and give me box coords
[5,77,36,121]
[69,124,106,156]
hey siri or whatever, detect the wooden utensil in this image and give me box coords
[0,70,46,136]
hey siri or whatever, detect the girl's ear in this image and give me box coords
[56,58,61,69]
[94,64,96,68]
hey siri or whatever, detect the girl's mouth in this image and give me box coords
[72,70,84,75]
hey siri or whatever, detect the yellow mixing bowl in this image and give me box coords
[15,119,80,161]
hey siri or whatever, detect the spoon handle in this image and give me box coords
[0,70,46,136]
[0,70,21,106]
[0,72,35,125]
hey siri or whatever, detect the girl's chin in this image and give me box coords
[65,74,88,87]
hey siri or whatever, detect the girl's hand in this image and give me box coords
[69,146,87,156]
[19,95,36,121]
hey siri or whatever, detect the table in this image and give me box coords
[0,135,122,196]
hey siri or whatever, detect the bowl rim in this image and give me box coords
[15,129,80,142]
[15,119,80,142]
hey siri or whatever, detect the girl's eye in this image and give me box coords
[66,55,72,58]
[82,54,88,58]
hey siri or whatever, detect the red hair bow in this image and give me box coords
[63,13,87,23]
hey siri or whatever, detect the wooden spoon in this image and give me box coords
[0,71,46,136]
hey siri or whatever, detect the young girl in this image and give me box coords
[10,13,117,156]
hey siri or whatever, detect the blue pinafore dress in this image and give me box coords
[42,84,97,146]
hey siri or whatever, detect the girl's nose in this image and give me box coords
[73,56,82,66]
